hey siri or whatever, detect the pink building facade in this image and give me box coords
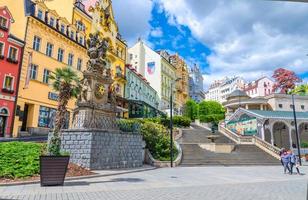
[245,77,274,98]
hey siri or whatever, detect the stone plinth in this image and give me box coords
[59,129,144,169]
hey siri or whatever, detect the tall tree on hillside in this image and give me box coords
[272,68,302,94]
[183,99,199,121]
[290,84,308,96]
[199,101,225,124]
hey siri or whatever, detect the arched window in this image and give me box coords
[0,108,9,116]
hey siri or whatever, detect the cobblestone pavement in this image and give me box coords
[1,166,307,200]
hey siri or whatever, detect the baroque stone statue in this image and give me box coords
[72,33,118,130]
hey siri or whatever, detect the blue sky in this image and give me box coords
[110,0,308,89]
[147,3,211,75]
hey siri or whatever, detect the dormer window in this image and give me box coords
[70,31,75,40]
[0,16,8,30]
[49,17,55,27]
[60,24,65,33]
[76,21,85,32]
[37,9,43,20]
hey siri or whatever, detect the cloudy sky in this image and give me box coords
[85,0,308,89]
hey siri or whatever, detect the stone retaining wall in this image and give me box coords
[59,129,145,170]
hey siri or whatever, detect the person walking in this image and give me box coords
[289,150,301,175]
[281,150,291,174]
[279,148,285,166]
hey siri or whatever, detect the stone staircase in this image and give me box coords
[179,124,280,166]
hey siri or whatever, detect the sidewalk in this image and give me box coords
[0,165,157,187]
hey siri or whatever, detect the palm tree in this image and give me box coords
[48,67,81,155]
[290,84,308,96]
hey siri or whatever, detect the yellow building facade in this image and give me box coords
[11,1,88,137]
[158,51,177,114]
[47,0,128,116]
[170,54,189,114]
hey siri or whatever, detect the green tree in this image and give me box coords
[290,84,308,96]
[48,67,81,156]
[183,99,199,120]
[199,101,225,123]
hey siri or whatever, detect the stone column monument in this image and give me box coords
[60,33,144,169]
[72,33,118,130]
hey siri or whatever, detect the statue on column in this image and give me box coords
[72,32,118,130]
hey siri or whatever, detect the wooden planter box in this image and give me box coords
[40,156,69,186]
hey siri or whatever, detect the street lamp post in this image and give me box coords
[292,94,302,165]
[170,78,181,168]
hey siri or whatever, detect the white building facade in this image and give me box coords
[128,40,177,112]
[205,77,245,103]
[128,40,162,102]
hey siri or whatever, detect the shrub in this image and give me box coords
[117,119,141,133]
[143,116,191,128]
[140,122,178,161]
[0,142,46,179]
[301,141,308,148]
[199,114,225,123]
[172,116,191,127]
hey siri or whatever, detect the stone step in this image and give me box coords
[180,125,279,166]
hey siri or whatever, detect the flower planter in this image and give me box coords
[40,156,69,186]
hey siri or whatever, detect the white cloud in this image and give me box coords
[150,27,163,37]
[112,0,154,46]
[158,0,308,90]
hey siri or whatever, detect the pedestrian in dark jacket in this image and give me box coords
[281,151,291,174]
[288,150,301,175]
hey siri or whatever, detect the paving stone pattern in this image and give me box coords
[61,130,144,169]
[1,166,307,200]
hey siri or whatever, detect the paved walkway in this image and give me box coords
[1,166,307,200]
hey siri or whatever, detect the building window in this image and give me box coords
[77,58,82,71]
[3,75,13,90]
[0,42,3,57]
[43,69,50,84]
[46,43,53,57]
[37,9,43,20]
[70,31,75,40]
[8,47,18,61]
[0,16,7,29]
[301,105,305,110]
[68,53,74,66]
[30,64,38,80]
[57,48,64,62]
[49,17,55,27]
[38,106,56,128]
[79,36,84,45]
[60,24,65,33]
[33,36,41,51]
[76,21,85,32]
[278,104,283,109]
